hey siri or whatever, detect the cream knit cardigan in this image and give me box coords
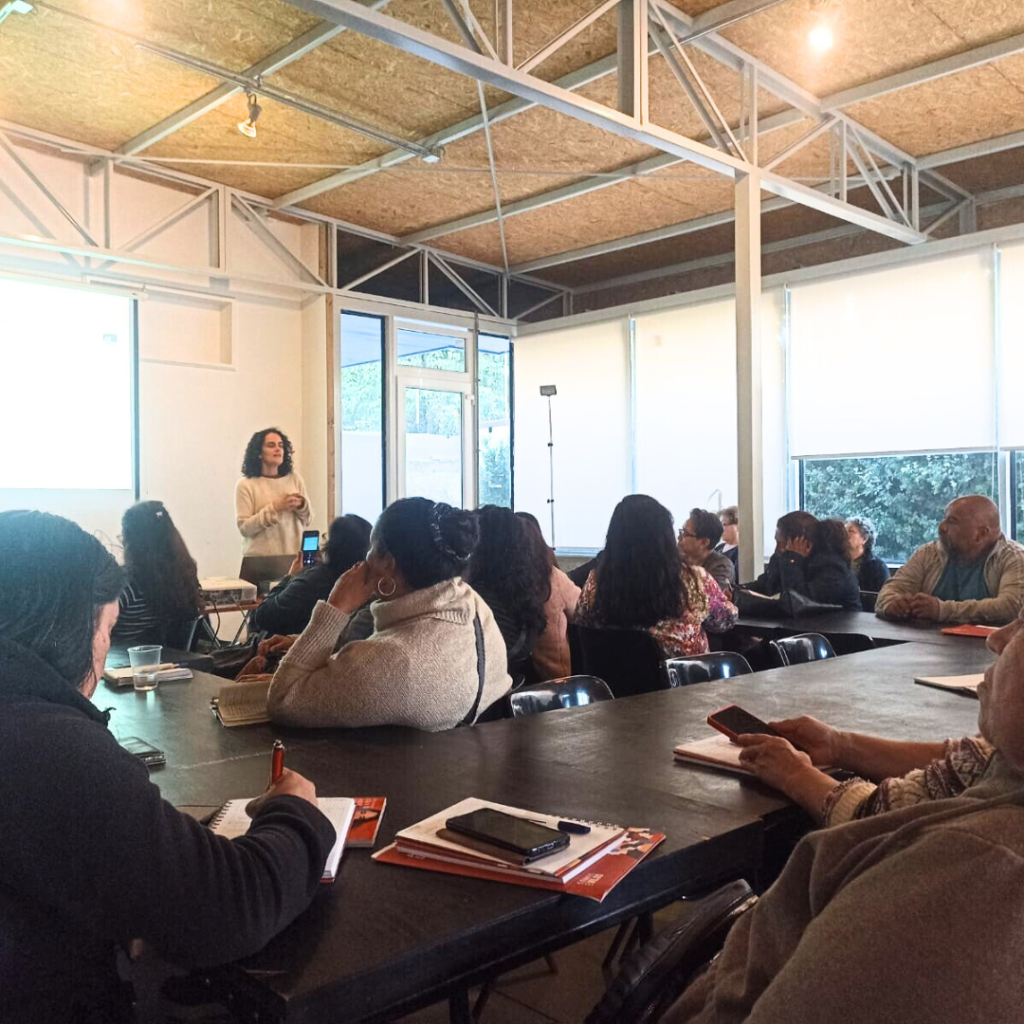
[267,579,512,731]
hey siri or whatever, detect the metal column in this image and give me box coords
[735,171,764,583]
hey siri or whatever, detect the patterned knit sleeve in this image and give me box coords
[698,567,739,634]
[822,736,996,826]
[574,571,597,626]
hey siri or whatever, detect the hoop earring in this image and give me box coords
[376,576,397,598]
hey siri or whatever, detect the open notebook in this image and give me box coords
[673,733,755,776]
[209,797,356,882]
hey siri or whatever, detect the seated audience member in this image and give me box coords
[516,512,579,680]
[110,500,202,646]
[250,514,372,637]
[465,505,550,669]
[659,618,1024,1024]
[846,515,890,592]
[576,494,737,658]
[876,495,1024,624]
[267,498,511,731]
[679,508,736,591]
[715,505,739,571]
[0,511,334,1024]
[749,512,861,610]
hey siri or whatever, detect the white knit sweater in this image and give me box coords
[234,472,312,557]
[267,579,512,731]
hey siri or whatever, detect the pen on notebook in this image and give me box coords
[527,817,591,835]
[270,739,285,785]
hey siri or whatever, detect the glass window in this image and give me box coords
[340,312,385,523]
[801,451,998,563]
[404,387,463,506]
[396,321,466,372]
[478,334,512,508]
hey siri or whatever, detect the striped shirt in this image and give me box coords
[110,580,164,646]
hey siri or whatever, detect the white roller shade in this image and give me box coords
[513,319,631,548]
[634,291,786,550]
[789,251,994,457]
[999,241,1024,448]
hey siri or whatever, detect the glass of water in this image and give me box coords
[127,645,162,691]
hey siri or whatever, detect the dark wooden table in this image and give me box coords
[734,609,985,647]
[100,639,990,1023]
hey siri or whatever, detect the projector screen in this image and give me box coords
[0,276,137,541]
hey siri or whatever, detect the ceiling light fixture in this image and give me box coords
[0,1,34,28]
[421,146,444,165]
[237,92,262,138]
[808,0,835,52]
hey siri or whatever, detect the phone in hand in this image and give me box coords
[301,529,320,567]
[707,704,779,743]
[445,808,569,862]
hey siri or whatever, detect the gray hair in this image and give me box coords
[846,516,877,557]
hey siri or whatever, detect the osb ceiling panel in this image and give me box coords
[0,3,222,150]
[846,57,1024,157]
[979,194,1024,231]
[718,0,1024,99]
[428,174,732,265]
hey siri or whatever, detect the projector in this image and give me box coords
[199,577,257,605]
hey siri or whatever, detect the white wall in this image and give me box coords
[0,140,325,581]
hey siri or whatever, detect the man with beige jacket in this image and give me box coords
[875,495,1024,625]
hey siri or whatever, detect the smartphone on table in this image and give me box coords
[707,704,779,743]
[301,529,320,567]
[445,808,569,863]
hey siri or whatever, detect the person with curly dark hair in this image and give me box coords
[846,515,891,592]
[465,506,552,670]
[234,427,312,557]
[267,498,511,731]
[576,494,737,657]
[111,501,202,647]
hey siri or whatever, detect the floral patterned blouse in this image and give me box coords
[575,565,738,658]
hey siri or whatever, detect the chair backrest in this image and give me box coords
[566,622,585,675]
[821,631,875,656]
[509,675,615,717]
[159,617,201,652]
[663,652,754,688]
[769,632,836,667]
[859,590,878,613]
[586,879,757,1024]
[576,626,668,699]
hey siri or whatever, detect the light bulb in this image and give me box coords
[237,93,261,138]
[237,118,258,138]
[808,23,834,51]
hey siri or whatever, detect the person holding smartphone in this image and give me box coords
[234,427,312,557]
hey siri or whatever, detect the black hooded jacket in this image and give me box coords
[0,639,334,1024]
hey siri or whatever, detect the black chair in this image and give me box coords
[160,617,201,652]
[821,631,876,656]
[860,590,879,613]
[509,675,614,717]
[586,880,757,1024]
[663,652,753,688]
[566,622,585,675]
[768,632,836,667]
[577,626,668,699]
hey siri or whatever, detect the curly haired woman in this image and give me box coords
[234,426,312,557]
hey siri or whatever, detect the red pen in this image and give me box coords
[270,739,285,785]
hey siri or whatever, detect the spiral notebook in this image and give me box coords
[209,797,356,882]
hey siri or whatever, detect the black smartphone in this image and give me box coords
[445,808,569,860]
[119,735,166,768]
[301,529,320,567]
[707,704,779,743]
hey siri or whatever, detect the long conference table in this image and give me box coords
[103,615,992,1023]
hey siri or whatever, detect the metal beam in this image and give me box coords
[231,194,328,285]
[821,30,1024,112]
[518,0,621,75]
[617,0,647,121]
[280,0,923,243]
[919,128,1024,169]
[683,0,788,42]
[113,21,345,158]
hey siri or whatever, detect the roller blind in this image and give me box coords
[999,241,1024,447]
[634,291,786,549]
[513,319,631,548]
[788,251,994,457]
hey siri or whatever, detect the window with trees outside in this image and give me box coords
[478,334,512,508]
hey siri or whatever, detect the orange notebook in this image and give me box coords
[941,624,997,637]
[346,797,387,848]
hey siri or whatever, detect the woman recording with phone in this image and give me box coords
[234,426,312,557]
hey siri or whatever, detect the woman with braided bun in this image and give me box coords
[267,498,511,731]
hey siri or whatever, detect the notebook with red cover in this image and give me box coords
[941,624,997,637]
[346,797,387,848]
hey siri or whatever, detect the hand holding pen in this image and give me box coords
[246,740,319,816]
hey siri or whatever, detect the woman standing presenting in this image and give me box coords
[235,427,312,556]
